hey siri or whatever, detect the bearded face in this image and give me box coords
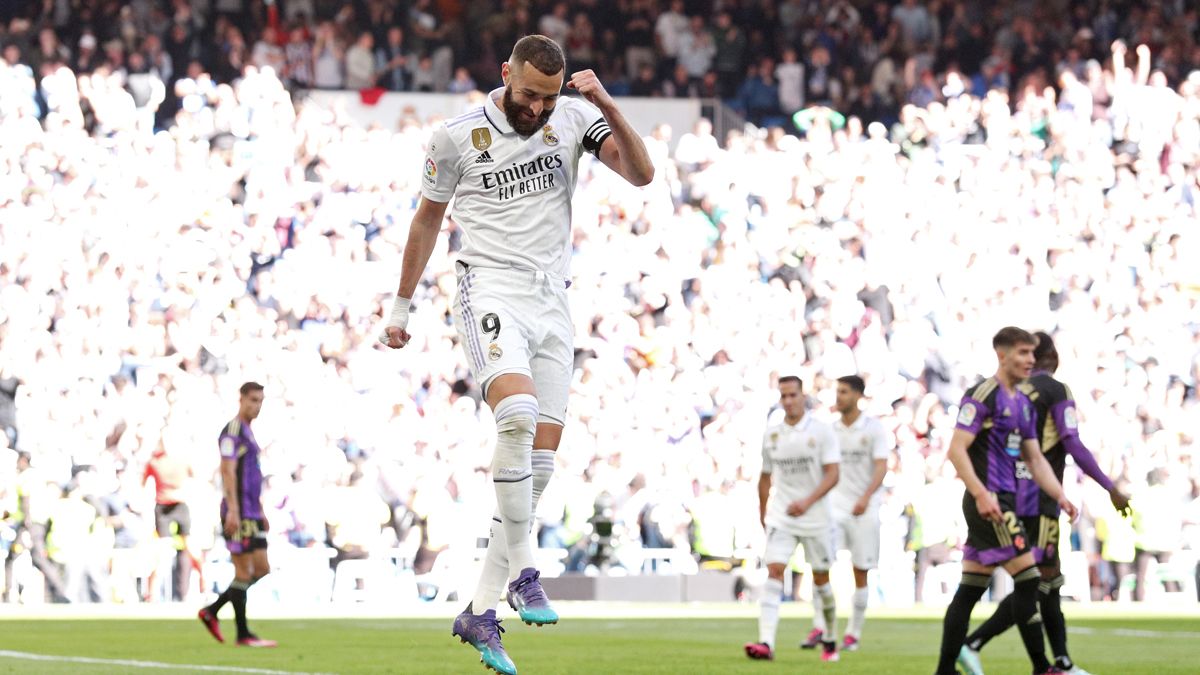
[503,83,555,137]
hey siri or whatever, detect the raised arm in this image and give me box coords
[567,70,655,187]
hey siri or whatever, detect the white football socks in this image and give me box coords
[849,585,869,638]
[758,577,783,647]
[815,582,837,642]
[491,394,538,580]
[470,445,555,613]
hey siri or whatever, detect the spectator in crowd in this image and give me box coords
[776,48,805,116]
[283,26,313,89]
[344,32,376,90]
[676,15,716,86]
[374,26,409,92]
[622,0,657,81]
[661,63,696,98]
[539,2,571,52]
[311,21,344,90]
[733,58,783,127]
[630,63,659,97]
[446,66,477,95]
[711,12,747,99]
[251,26,286,76]
[654,0,688,79]
[566,12,597,75]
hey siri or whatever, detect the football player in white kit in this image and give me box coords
[745,376,842,663]
[819,375,890,652]
[378,35,653,675]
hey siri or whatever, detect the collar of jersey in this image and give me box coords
[483,88,513,135]
[784,415,811,432]
[836,413,866,431]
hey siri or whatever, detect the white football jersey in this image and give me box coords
[761,414,841,536]
[421,88,612,279]
[831,413,891,514]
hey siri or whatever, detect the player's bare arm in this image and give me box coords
[1019,438,1078,520]
[219,458,239,537]
[379,197,450,349]
[757,472,771,528]
[788,463,839,517]
[854,458,887,516]
[947,428,1000,523]
[567,69,655,187]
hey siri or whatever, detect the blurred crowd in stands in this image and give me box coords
[0,0,1198,606]
[2,1,1199,126]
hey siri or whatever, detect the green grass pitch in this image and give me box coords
[1,604,1197,674]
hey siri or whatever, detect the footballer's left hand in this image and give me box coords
[1109,488,1131,517]
[786,499,809,517]
[567,70,613,110]
[852,498,868,516]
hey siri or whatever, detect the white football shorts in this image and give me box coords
[833,506,881,570]
[452,262,573,425]
[765,526,834,572]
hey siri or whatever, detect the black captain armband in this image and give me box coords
[582,119,612,155]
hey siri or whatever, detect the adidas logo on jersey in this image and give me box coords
[475,151,494,164]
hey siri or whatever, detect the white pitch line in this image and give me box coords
[0,650,335,674]
[1069,626,1200,639]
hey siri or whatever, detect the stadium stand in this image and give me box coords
[0,1,1197,606]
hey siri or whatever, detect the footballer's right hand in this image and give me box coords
[378,296,411,349]
[1059,495,1079,521]
[975,491,1002,523]
[223,512,240,538]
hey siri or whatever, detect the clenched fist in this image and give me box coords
[567,70,613,110]
[378,296,412,349]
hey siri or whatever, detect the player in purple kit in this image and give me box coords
[958,332,1130,675]
[934,328,1078,675]
[197,382,277,648]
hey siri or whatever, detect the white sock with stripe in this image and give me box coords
[815,582,837,642]
[491,394,537,581]
[470,448,555,612]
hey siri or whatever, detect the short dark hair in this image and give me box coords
[1033,331,1059,372]
[239,381,264,396]
[511,35,566,76]
[837,375,866,394]
[778,375,803,389]
[992,326,1036,350]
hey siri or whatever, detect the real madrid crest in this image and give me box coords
[488,343,503,361]
[542,124,559,146]
[471,127,492,151]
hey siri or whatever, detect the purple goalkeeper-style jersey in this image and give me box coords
[1016,371,1108,517]
[955,377,1037,496]
[218,418,264,520]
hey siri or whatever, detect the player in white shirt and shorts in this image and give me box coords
[377,35,653,675]
[745,376,842,663]
[821,375,890,652]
